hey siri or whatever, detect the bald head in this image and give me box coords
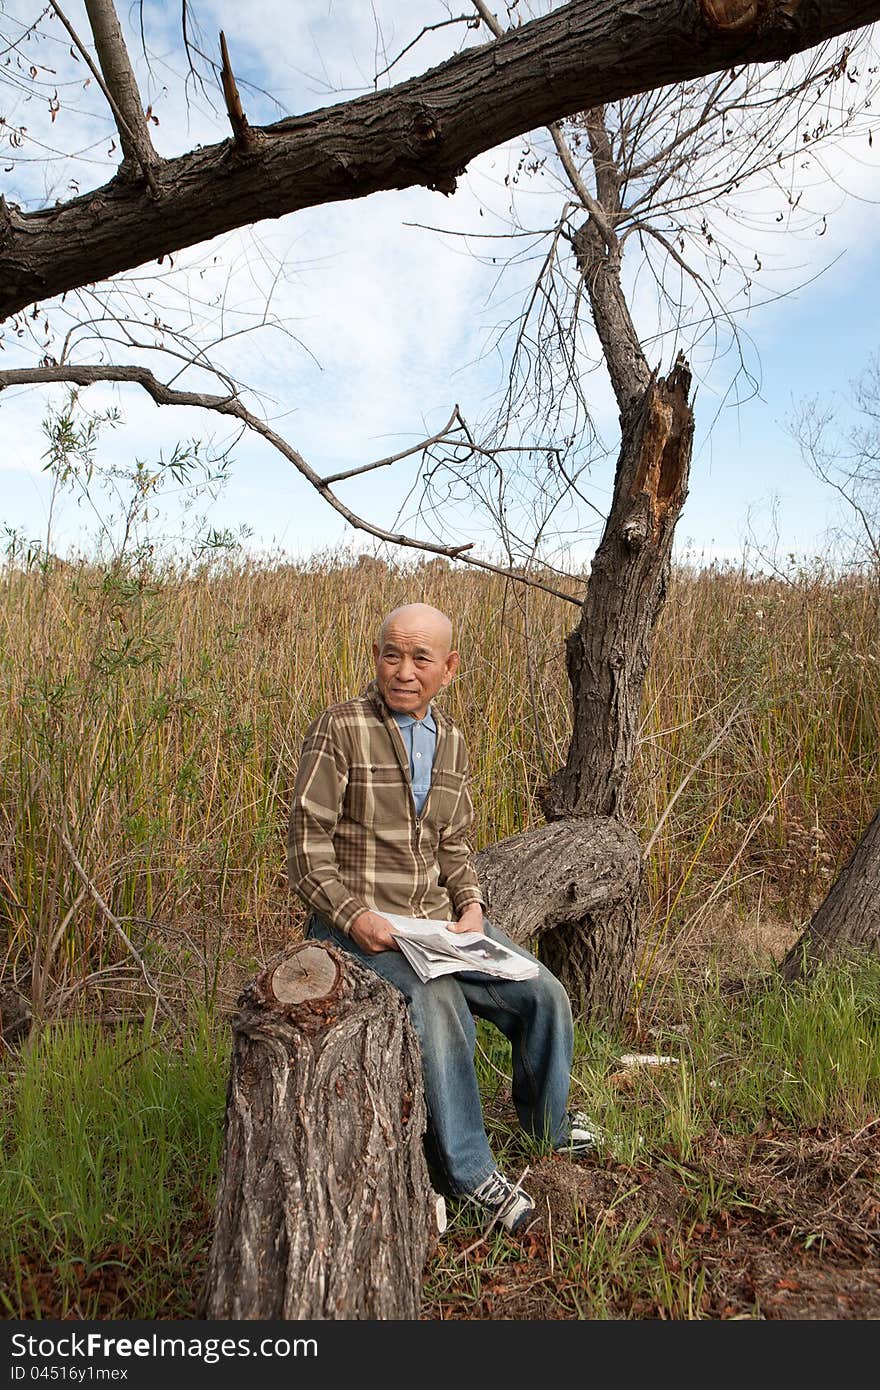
[378,603,453,653]
[373,603,459,719]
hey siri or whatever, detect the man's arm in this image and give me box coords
[437,750,485,933]
[288,709,399,952]
[287,709,368,936]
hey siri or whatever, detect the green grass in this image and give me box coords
[594,958,880,1151]
[0,1007,228,1318]
[425,956,880,1318]
[470,956,880,1174]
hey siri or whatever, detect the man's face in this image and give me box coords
[373,614,459,720]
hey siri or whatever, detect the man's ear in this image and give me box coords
[372,641,380,664]
[442,650,460,686]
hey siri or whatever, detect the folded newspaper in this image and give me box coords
[384,913,539,983]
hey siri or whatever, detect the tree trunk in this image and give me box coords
[3,0,879,319]
[511,358,692,1012]
[200,942,436,1320]
[778,804,880,982]
[464,99,693,1018]
[544,357,693,823]
[475,817,641,1024]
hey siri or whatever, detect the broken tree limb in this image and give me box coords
[219,32,256,151]
[543,356,694,825]
[199,941,437,1320]
[475,816,642,1023]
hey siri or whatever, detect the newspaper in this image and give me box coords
[384,913,539,983]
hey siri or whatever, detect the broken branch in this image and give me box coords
[219,31,254,150]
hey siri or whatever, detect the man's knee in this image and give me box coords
[530,968,574,1030]
[405,976,476,1051]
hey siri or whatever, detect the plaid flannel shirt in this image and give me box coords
[287,680,484,935]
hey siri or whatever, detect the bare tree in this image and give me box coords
[790,350,880,576]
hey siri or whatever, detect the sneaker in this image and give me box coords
[465,1169,535,1234]
[556,1108,602,1155]
[432,1191,447,1236]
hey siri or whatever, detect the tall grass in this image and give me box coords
[1,548,877,1017]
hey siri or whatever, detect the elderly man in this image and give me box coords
[287,602,595,1234]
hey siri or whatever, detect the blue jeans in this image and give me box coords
[306,913,574,1194]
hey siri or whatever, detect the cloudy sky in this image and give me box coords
[1,0,879,571]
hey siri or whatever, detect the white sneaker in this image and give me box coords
[466,1169,535,1234]
[556,1108,602,1155]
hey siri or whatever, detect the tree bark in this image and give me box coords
[2,0,878,319]
[529,317,692,1012]
[778,804,880,982]
[200,942,436,1320]
[475,817,642,1023]
[506,103,694,1008]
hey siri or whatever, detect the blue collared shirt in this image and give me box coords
[391,707,437,816]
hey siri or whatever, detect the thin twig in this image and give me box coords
[47,961,133,1018]
[642,699,746,861]
[56,819,185,1033]
[320,408,461,485]
[522,581,552,781]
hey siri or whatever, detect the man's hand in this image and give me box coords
[447,901,485,935]
[349,910,400,954]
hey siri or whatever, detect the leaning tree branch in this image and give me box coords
[2,0,879,320]
[49,0,158,192]
[0,364,584,604]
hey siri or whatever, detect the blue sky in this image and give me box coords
[2,0,878,571]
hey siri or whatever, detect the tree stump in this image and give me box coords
[200,941,436,1320]
[474,816,642,1024]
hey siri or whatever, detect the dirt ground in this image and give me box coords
[4,1119,878,1322]
[423,1124,880,1320]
